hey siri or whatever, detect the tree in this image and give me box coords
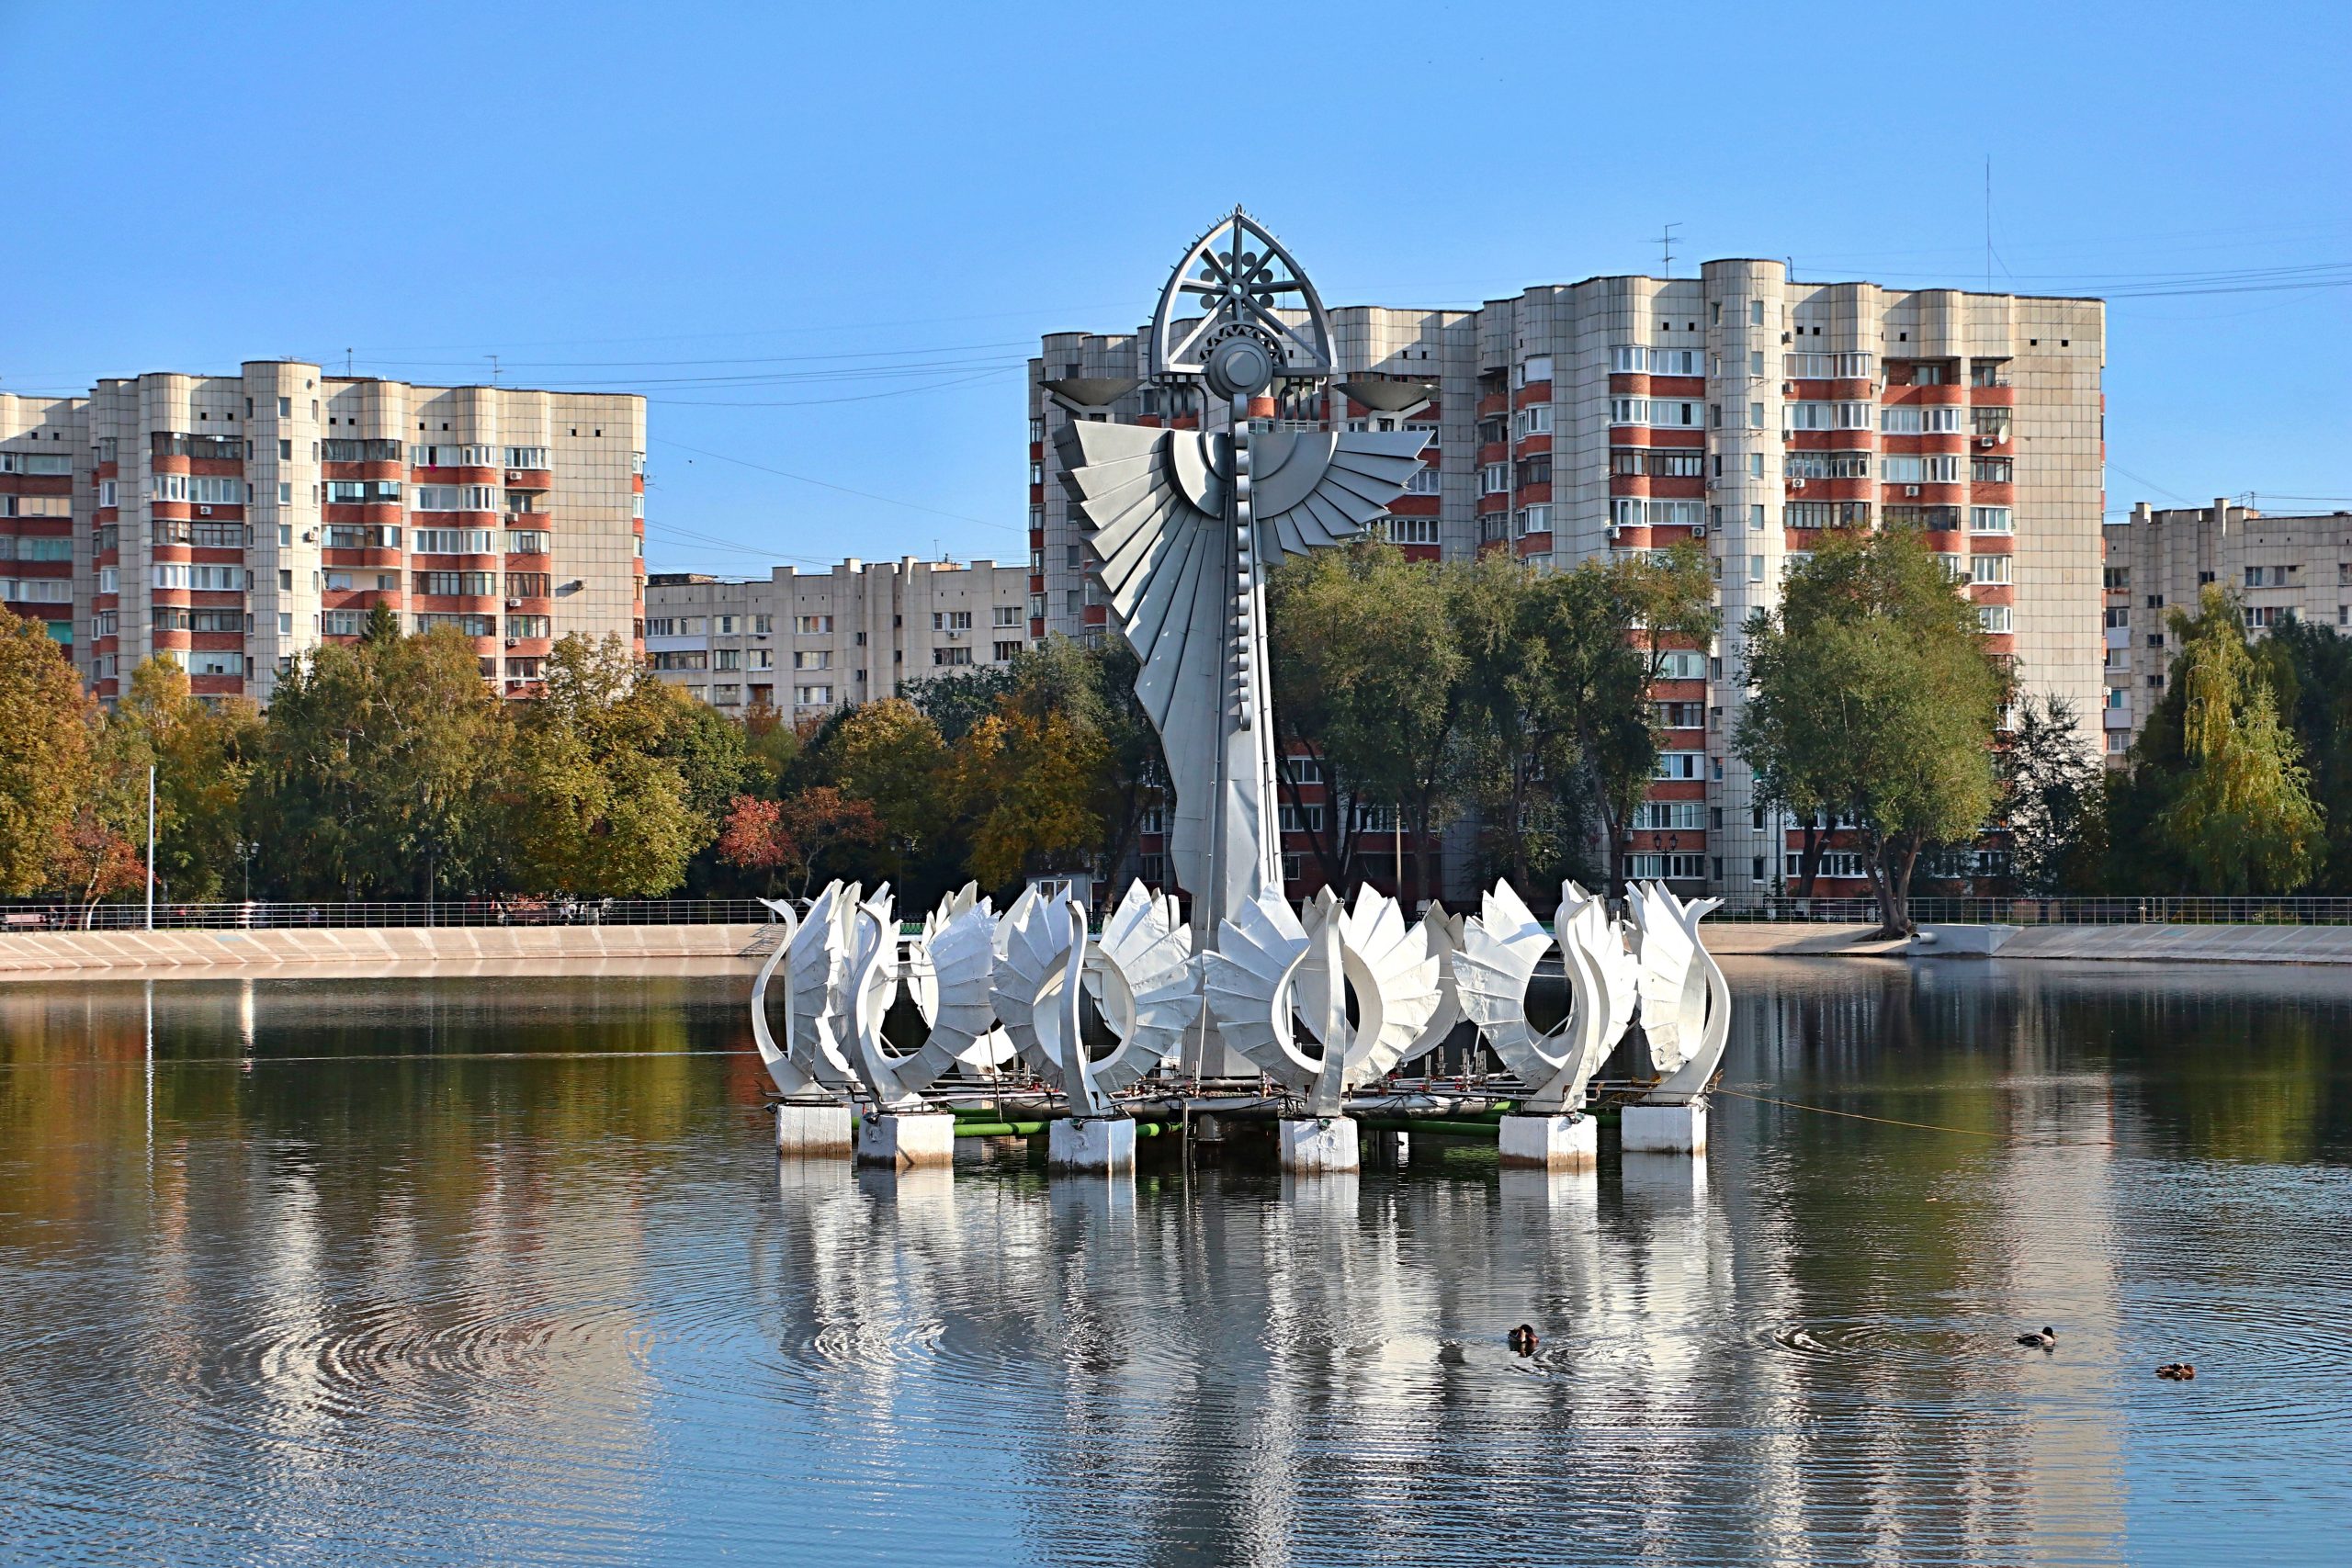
[1269,539,1466,902]
[1736,528,2007,936]
[505,634,702,896]
[250,625,507,897]
[1450,550,1571,888]
[716,788,883,897]
[1998,694,2104,896]
[2158,586,2321,892]
[806,698,954,895]
[949,705,1110,891]
[108,657,262,902]
[0,608,94,897]
[2240,616,2352,893]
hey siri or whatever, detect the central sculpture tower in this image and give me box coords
[1054,210,1429,1073]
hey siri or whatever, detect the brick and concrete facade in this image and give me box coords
[2101,499,2352,757]
[1033,261,2107,904]
[0,394,90,657]
[642,557,1030,715]
[17,364,645,705]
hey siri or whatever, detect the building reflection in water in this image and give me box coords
[5,966,2350,1564]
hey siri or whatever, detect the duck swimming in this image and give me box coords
[2017,1325,2057,1349]
[1508,1324,1539,1356]
[2157,1362,2196,1381]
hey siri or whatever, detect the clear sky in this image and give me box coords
[4,1,2346,575]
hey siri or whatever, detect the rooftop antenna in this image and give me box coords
[345,347,354,376]
[488,354,501,385]
[1659,222,1680,279]
[1984,156,1993,294]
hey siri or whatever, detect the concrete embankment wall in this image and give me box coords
[0,924,774,981]
[1716,920,2352,965]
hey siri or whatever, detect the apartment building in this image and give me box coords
[1031,260,2106,903]
[14,363,645,705]
[0,394,90,655]
[643,557,1031,714]
[2101,499,2352,757]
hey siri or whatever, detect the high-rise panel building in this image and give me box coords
[643,557,1031,716]
[17,364,645,704]
[0,394,90,657]
[2100,499,2352,758]
[1031,259,2106,903]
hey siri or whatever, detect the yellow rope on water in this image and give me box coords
[1713,1086,2118,1147]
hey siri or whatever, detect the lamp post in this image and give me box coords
[145,764,155,932]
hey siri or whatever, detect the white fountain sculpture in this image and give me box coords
[993,883,1201,1113]
[1395,905,1465,1071]
[840,884,1001,1169]
[899,883,1017,1077]
[1623,880,1730,1155]
[1456,881,1640,1169]
[1202,886,1441,1171]
[755,883,863,1156]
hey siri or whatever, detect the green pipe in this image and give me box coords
[1354,1117,1502,1139]
[954,1121,1052,1137]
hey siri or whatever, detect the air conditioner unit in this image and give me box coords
[1691,524,1708,538]
[1979,435,1997,447]
[1789,478,1806,490]
[1905,485,1922,497]
[198,505,213,516]
[504,638,518,649]
[1607,524,1623,541]
[505,598,522,608]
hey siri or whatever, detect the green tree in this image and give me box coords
[2157,585,2321,891]
[0,608,95,897]
[505,634,702,896]
[950,705,1108,890]
[1736,528,2007,936]
[108,657,263,902]
[251,625,507,897]
[2242,615,2352,892]
[1269,539,1466,902]
[1997,693,2105,896]
[802,698,953,895]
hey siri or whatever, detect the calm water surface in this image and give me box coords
[3,961,2349,1566]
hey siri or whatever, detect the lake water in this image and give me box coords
[2,960,2349,1566]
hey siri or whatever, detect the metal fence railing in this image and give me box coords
[0,898,789,933]
[1715,897,2352,928]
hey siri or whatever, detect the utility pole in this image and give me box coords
[144,764,156,931]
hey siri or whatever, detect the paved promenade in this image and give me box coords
[0,923,773,980]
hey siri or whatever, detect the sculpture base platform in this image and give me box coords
[1278,1115,1359,1174]
[1622,1101,1708,1155]
[1498,1112,1598,1170]
[855,1110,956,1170]
[1047,1116,1135,1173]
[775,1100,852,1157]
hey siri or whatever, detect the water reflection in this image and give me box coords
[0,965,2348,1564]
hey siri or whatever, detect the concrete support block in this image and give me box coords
[775,1100,853,1158]
[1278,1115,1360,1174]
[854,1110,956,1170]
[1498,1112,1599,1170]
[1047,1116,1136,1173]
[1622,1101,1709,1155]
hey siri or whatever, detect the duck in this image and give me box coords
[2017,1325,2057,1350]
[1507,1324,1540,1356]
[2156,1362,2196,1381]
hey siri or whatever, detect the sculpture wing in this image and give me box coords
[1086,880,1201,1095]
[1397,907,1464,1066]
[1336,885,1442,1080]
[1201,891,1314,1088]
[1250,430,1430,562]
[1457,880,1557,1070]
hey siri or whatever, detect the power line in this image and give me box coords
[653,436,1019,533]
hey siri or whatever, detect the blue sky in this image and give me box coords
[3,1,2346,574]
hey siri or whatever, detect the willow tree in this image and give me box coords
[1736,528,2007,936]
[2158,584,2322,891]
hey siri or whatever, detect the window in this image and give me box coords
[2245,605,2290,629]
[651,650,708,671]
[505,615,550,639]
[1279,804,1326,833]
[1971,457,2013,484]
[993,604,1022,627]
[414,613,496,637]
[504,529,549,555]
[1653,751,1704,780]
[1513,404,1553,438]
[2245,564,2295,587]
[1654,701,1705,728]
[502,446,548,469]
[1786,452,1871,480]
[1970,554,2013,585]
[322,610,369,637]
[1978,604,2013,633]
[1482,463,1510,494]
[932,646,974,666]
[414,571,497,597]
[413,528,494,554]
[795,615,832,634]
[1629,852,1706,880]
[753,615,774,634]
[1749,402,1765,429]
[1405,466,1442,495]
[793,649,831,670]
[794,685,833,706]
[1515,457,1550,489]
[993,640,1023,661]
[1520,355,1553,385]
[933,610,973,630]
[1969,507,2014,534]
[1634,800,1704,830]
[1378,516,1440,545]
[150,563,247,591]
[2107,687,2129,709]
[1284,755,1325,785]
[504,572,550,598]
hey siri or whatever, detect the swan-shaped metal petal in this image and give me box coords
[749,898,802,1096]
[1627,880,1728,1100]
[1459,880,1638,1113]
[992,881,1199,1108]
[1201,886,1439,1115]
[906,882,1013,1075]
[775,881,858,1097]
[1396,906,1464,1067]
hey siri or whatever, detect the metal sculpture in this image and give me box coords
[839,884,1001,1111]
[991,882,1199,1115]
[1456,881,1638,1114]
[753,883,859,1099]
[1397,906,1465,1069]
[1627,881,1730,1102]
[1055,209,1428,1071]
[1201,886,1441,1116]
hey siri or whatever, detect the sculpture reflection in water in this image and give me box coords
[747,212,1730,1177]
